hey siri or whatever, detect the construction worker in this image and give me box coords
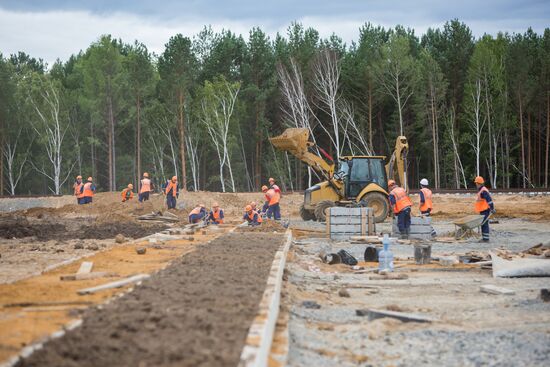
[474,176,495,242]
[121,184,134,202]
[165,176,178,209]
[262,185,281,220]
[388,179,412,239]
[73,175,85,205]
[419,178,433,216]
[81,177,96,204]
[207,202,224,225]
[139,172,153,202]
[250,201,263,217]
[189,204,207,224]
[268,177,281,193]
[243,205,260,226]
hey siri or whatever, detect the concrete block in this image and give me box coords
[480,284,515,295]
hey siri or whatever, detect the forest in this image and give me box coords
[0,19,549,195]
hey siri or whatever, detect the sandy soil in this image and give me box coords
[15,233,285,367]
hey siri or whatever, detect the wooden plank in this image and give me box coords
[60,272,118,281]
[76,261,93,275]
[358,309,437,323]
[3,301,93,308]
[77,274,150,295]
[480,284,516,295]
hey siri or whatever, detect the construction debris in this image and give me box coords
[77,274,150,295]
[491,252,550,278]
[77,261,93,274]
[138,211,180,223]
[480,284,516,295]
[356,308,437,323]
[60,272,118,281]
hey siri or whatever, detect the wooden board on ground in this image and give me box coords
[76,261,93,275]
[77,274,150,295]
[60,272,118,281]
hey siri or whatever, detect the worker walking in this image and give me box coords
[73,175,85,205]
[243,205,261,226]
[121,184,134,202]
[262,185,281,220]
[189,204,207,224]
[207,202,224,225]
[139,172,153,202]
[165,176,178,209]
[474,176,495,242]
[419,178,433,216]
[81,177,96,204]
[388,179,412,239]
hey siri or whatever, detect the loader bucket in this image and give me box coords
[269,128,311,156]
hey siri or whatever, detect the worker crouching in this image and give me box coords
[388,180,412,239]
[189,204,206,224]
[243,205,262,226]
[207,202,224,225]
[474,176,495,242]
[165,176,178,209]
[121,184,134,202]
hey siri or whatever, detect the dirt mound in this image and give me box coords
[16,232,284,367]
[76,222,168,240]
[0,216,66,240]
[236,220,287,232]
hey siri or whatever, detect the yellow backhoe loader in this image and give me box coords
[269,128,409,222]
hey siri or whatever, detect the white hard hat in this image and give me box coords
[420,178,429,186]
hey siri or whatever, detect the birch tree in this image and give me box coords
[2,127,32,195]
[200,77,240,192]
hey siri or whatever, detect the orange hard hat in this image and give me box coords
[474,176,485,184]
[172,176,177,181]
[388,179,396,187]
[268,177,275,182]
[261,185,268,192]
[76,175,82,180]
[128,184,133,189]
[143,172,149,178]
[245,205,252,211]
[87,177,93,181]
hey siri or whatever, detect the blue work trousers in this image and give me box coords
[397,207,411,234]
[138,192,150,202]
[166,195,176,209]
[480,209,491,241]
[267,203,281,220]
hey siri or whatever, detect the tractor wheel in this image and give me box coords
[314,200,335,222]
[360,192,389,223]
[299,203,316,221]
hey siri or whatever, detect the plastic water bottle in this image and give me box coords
[378,234,394,272]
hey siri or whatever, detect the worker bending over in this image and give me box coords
[73,175,85,205]
[139,172,153,202]
[474,176,495,242]
[419,178,433,216]
[207,202,224,225]
[243,205,261,226]
[81,177,96,204]
[189,204,207,224]
[262,185,281,220]
[165,176,178,209]
[388,179,412,239]
[121,184,134,202]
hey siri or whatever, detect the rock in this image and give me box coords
[543,250,550,258]
[302,300,321,309]
[73,243,84,249]
[115,234,126,244]
[136,247,147,255]
[355,309,369,317]
[86,244,99,251]
[184,229,195,235]
[540,289,550,302]
[480,284,515,295]
[338,288,350,298]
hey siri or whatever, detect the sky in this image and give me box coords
[0,0,548,64]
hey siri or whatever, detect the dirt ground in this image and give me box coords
[15,233,285,367]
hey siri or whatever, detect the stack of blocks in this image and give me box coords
[392,216,434,240]
[326,207,375,240]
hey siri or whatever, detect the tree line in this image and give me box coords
[0,19,549,196]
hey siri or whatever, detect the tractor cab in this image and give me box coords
[338,156,388,199]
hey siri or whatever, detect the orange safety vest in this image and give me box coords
[474,186,491,213]
[83,182,95,197]
[254,210,263,223]
[419,188,433,212]
[246,211,260,223]
[121,188,134,202]
[271,184,281,193]
[189,207,202,216]
[266,188,280,206]
[74,182,84,199]
[211,209,224,224]
[165,181,177,197]
[390,186,412,214]
[140,178,151,194]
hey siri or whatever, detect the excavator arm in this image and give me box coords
[385,136,409,191]
[269,128,335,181]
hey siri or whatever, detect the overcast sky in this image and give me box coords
[0,0,548,64]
